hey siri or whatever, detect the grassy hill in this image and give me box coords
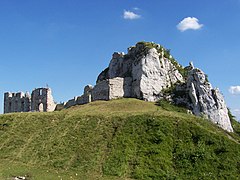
[0,98,240,180]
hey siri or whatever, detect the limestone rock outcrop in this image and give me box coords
[186,68,233,132]
[97,42,184,101]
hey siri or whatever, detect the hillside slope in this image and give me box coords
[0,98,240,180]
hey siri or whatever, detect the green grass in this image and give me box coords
[0,98,239,179]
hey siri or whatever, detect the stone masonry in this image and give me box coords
[4,87,56,113]
[31,88,56,112]
[4,92,31,113]
[64,77,130,108]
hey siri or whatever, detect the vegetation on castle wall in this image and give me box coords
[0,99,239,179]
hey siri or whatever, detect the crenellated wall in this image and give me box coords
[31,88,56,112]
[4,92,31,113]
[4,88,56,113]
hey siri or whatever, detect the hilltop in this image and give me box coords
[1,41,239,179]
[4,41,234,133]
[0,99,240,179]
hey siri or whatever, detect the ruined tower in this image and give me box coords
[3,87,56,113]
[31,88,56,112]
[4,92,31,113]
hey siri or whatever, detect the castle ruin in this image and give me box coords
[4,88,56,113]
[3,42,234,132]
[4,92,31,113]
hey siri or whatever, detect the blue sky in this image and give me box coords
[0,0,240,119]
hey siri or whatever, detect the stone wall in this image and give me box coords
[64,97,77,109]
[31,88,56,112]
[91,80,110,101]
[64,85,93,108]
[123,77,133,97]
[62,77,130,109]
[77,85,92,104]
[109,78,125,99]
[4,92,30,113]
[4,87,56,113]
[55,102,66,111]
[91,77,127,101]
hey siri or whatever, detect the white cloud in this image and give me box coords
[123,10,141,20]
[177,17,203,32]
[229,86,240,95]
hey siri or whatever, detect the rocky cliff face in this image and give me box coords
[186,67,233,132]
[97,42,184,101]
